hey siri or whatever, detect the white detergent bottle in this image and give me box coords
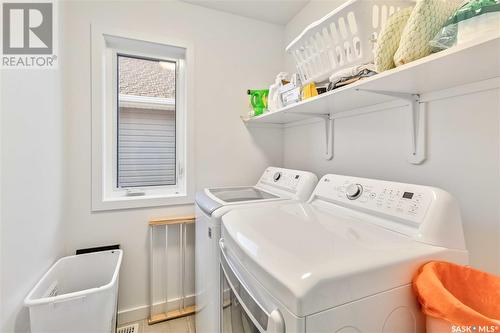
[268,72,288,112]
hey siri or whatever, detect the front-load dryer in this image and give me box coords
[220,174,468,333]
[195,167,318,333]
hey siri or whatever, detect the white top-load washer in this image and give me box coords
[220,174,469,333]
[195,167,318,333]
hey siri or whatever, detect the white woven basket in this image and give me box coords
[286,0,415,84]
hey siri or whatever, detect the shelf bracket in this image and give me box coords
[242,110,333,160]
[323,114,334,160]
[293,112,333,160]
[357,89,426,164]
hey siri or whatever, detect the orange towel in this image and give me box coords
[413,261,500,327]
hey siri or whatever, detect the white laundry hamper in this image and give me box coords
[24,250,123,333]
[286,0,415,84]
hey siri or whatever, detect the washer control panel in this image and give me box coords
[259,168,307,192]
[316,175,433,225]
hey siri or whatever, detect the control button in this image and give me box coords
[369,192,376,199]
[273,172,282,182]
[346,183,363,200]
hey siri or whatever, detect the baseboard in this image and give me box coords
[117,294,195,325]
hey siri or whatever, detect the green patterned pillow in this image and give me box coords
[374,7,414,72]
[394,0,462,66]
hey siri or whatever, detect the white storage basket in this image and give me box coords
[25,250,123,333]
[286,0,415,84]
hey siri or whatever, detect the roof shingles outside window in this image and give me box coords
[118,56,176,99]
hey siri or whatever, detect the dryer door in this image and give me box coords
[222,283,260,333]
[220,239,285,333]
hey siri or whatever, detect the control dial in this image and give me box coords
[273,172,282,182]
[346,183,363,200]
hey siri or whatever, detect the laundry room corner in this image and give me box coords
[1,46,65,333]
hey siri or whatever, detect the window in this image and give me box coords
[117,55,177,188]
[91,27,193,211]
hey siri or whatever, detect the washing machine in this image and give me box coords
[219,174,469,333]
[195,167,318,333]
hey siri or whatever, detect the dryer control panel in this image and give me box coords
[311,174,466,250]
[314,174,433,226]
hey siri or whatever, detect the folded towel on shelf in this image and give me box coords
[375,7,414,72]
[327,64,377,91]
[394,0,463,66]
[328,63,377,84]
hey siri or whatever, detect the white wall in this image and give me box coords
[283,1,500,274]
[60,0,284,322]
[0,69,65,331]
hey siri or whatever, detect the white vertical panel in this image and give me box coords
[118,107,176,187]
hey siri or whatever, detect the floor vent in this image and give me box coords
[117,323,139,333]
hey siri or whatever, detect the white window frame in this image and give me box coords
[91,26,194,211]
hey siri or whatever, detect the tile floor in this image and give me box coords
[121,315,195,333]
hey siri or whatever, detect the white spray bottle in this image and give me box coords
[268,72,289,112]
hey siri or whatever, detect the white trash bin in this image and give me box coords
[24,250,123,333]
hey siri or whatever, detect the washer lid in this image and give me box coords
[221,201,465,317]
[196,187,281,216]
[209,187,278,203]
